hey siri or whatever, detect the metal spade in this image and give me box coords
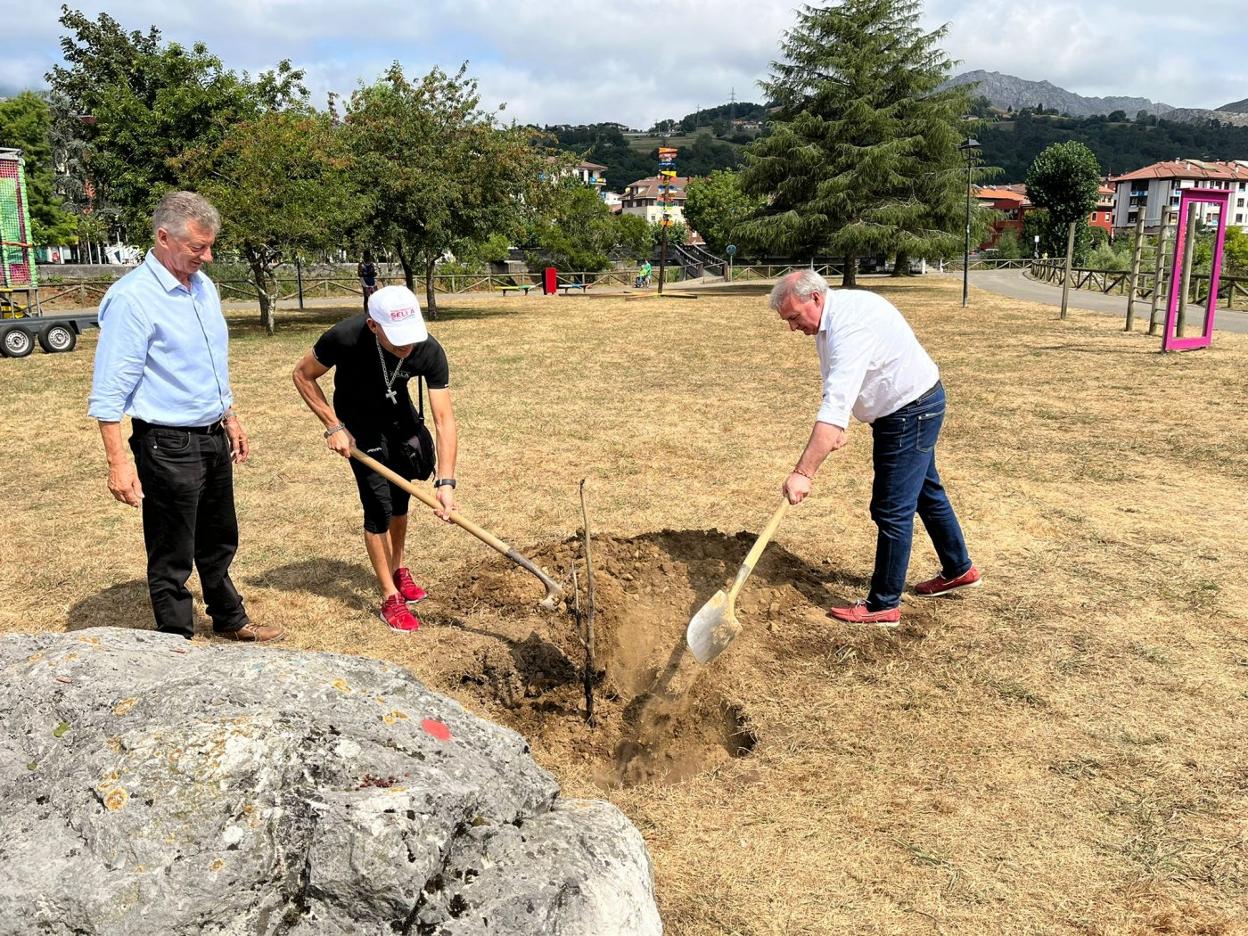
[686,498,789,664]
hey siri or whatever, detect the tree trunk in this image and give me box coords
[424,254,438,319]
[245,247,277,336]
[395,243,416,292]
[841,255,856,288]
[1060,221,1076,321]
[891,251,910,277]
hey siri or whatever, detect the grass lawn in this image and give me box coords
[2,277,1246,934]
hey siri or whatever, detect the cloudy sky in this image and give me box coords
[1,1,1244,127]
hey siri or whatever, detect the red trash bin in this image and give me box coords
[543,266,557,295]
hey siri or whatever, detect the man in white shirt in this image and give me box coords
[772,270,980,626]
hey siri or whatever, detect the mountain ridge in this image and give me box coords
[946,70,1248,128]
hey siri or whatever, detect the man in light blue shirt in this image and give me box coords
[88,191,281,642]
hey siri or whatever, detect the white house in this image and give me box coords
[1109,159,1248,232]
[620,175,689,225]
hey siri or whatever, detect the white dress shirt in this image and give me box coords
[815,288,940,427]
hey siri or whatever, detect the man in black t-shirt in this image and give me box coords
[293,285,458,632]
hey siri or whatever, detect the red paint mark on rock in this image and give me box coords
[421,719,451,742]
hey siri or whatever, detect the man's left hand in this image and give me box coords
[225,416,250,464]
[434,484,456,521]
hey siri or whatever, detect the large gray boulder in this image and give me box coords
[0,629,661,935]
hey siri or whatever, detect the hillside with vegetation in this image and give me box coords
[975,109,1248,180]
[545,101,766,190]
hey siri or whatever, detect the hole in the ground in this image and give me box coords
[441,529,929,788]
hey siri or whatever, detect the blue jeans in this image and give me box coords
[866,383,971,611]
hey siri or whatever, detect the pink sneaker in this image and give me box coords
[380,594,421,631]
[393,567,428,604]
[914,566,982,597]
[828,601,901,627]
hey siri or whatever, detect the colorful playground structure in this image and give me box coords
[1,148,39,316]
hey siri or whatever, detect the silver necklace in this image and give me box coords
[376,337,403,404]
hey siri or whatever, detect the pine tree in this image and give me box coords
[738,0,973,286]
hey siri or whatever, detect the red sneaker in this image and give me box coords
[379,594,421,631]
[914,566,982,597]
[393,567,428,604]
[828,601,901,627]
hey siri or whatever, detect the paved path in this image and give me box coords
[965,268,1248,335]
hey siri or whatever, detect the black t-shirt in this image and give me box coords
[312,314,450,439]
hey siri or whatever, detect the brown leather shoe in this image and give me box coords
[216,621,284,643]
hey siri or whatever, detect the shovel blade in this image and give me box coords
[686,589,742,664]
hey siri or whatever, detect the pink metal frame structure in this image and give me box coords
[1162,188,1230,351]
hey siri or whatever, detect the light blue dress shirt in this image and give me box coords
[87,250,234,426]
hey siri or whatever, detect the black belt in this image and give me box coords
[132,417,225,436]
[913,380,942,405]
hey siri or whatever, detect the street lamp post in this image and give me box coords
[959,138,980,308]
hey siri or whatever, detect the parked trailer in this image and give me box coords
[1,148,101,358]
[0,313,98,358]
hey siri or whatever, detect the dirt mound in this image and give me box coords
[436,529,855,788]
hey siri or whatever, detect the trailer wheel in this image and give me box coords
[1,327,35,358]
[38,323,77,354]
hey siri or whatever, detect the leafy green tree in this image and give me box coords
[683,169,763,254]
[993,228,1025,260]
[523,179,618,273]
[676,132,744,176]
[0,92,78,245]
[737,0,973,286]
[178,110,360,334]
[46,6,305,239]
[1223,227,1248,275]
[345,63,547,316]
[613,213,652,260]
[649,219,689,250]
[1024,141,1102,264]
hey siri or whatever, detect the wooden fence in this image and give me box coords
[1029,260,1248,311]
[23,268,676,312]
[945,258,1032,271]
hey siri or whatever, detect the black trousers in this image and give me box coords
[130,421,248,637]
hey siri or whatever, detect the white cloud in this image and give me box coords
[926,0,1247,109]
[3,0,1244,115]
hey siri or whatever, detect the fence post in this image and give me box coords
[1060,221,1076,320]
[1125,213,1145,331]
[295,257,304,310]
[1148,210,1172,335]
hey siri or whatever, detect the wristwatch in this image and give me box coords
[434,478,457,489]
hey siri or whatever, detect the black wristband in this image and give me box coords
[434,478,457,489]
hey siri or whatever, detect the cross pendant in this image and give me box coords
[385,389,398,404]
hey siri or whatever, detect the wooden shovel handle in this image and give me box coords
[727,498,789,603]
[349,446,563,609]
[350,446,509,552]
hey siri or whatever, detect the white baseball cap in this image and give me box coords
[367,285,428,346]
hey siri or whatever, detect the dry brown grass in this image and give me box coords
[2,277,1247,935]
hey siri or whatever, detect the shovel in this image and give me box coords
[686,498,789,664]
[350,447,563,611]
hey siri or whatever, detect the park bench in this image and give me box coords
[558,282,591,295]
[497,284,537,296]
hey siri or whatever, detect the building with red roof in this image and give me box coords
[1108,160,1248,232]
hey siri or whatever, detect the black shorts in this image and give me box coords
[349,434,415,533]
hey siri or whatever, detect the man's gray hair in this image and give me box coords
[768,269,828,310]
[152,191,220,239]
